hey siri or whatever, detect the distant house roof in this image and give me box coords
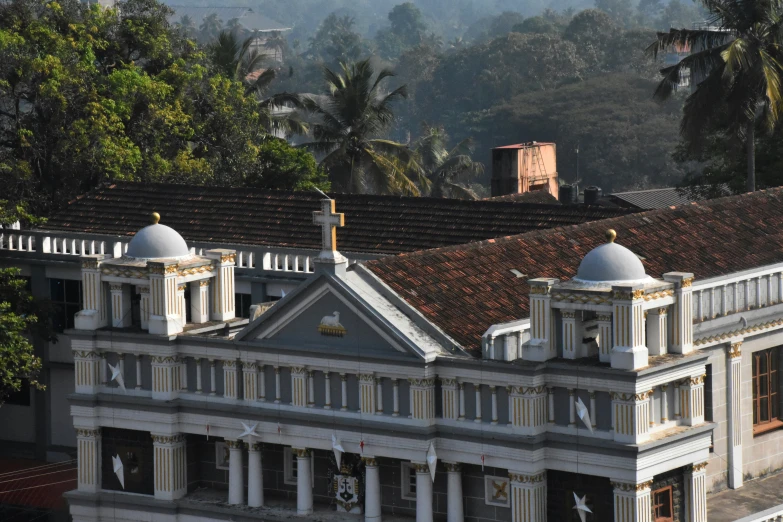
[607,187,700,209]
[41,183,633,256]
[367,188,783,353]
[483,191,560,204]
[167,6,290,32]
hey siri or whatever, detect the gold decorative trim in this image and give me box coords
[73,350,100,359]
[643,290,673,302]
[529,286,551,296]
[694,318,783,346]
[81,259,100,270]
[76,428,101,438]
[690,461,708,472]
[292,448,311,458]
[687,374,706,385]
[138,285,150,294]
[318,324,346,337]
[561,311,576,319]
[597,314,612,322]
[177,284,186,291]
[611,391,653,401]
[728,342,742,358]
[290,366,307,375]
[223,360,237,369]
[179,265,213,277]
[682,277,694,288]
[611,480,653,492]
[199,280,210,287]
[150,355,178,364]
[408,378,436,387]
[552,293,611,305]
[444,463,461,472]
[225,439,243,449]
[152,434,186,444]
[613,289,645,301]
[508,385,547,396]
[102,267,148,279]
[220,253,237,264]
[441,378,457,386]
[362,457,378,466]
[109,283,123,292]
[148,264,179,275]
[509,471,546,483]
[414,463,430,473]
[243,362,258,371]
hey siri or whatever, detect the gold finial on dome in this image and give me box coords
[606,229,617,243]
[151,212,160,225]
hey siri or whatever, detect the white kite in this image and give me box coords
[112,454,125,489]
[108,363,126,392]
[426,442,438,483]
[238,422,259,442]
[573,492,592,522]
[332,434,344,469]
[575,397,593,433]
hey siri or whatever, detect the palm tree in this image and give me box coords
[647,1,783,192]
[177,15,196,38]
[301,59,425,195]
[208,31,307,137]
[413,125,484,198]
[264,31,288,63]
[199,13,223,43]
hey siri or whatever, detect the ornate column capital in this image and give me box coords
[292,448,311,458]
[611,480,653,492]
[729,341,742,358]
[362,456,378,466]
[444,462,462,472]
[688,461,709,473]
[151,434,186,445]
[509,471,546,483]
[413,463,430,474]
[225,439,244,449]
[76,427,101,438]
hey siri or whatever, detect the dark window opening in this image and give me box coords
[653,485,673,522]
[235,293,251,319]
[5,380,31,406]
[49,278,82,332]
[753,348,782,435]
[704,364,713,422]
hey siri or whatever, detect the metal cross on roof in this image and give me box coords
[313,199,345,253]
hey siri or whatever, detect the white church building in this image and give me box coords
[57,188,783,522]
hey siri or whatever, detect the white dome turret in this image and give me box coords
[125,212,191,260]
[574,229,651,284]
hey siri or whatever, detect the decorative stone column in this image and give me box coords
[663,272,694,354]
[681,374,706,426]
[152,434,187,501]
[75,255,109,330]
[409,378,435,420]
[660,385,668,422]
[176,283,186,326]
[569,389,576,427]
[223,360,238,400]
[148,261,182,335]
[110,283,132,328]
[611,479,652,522]
[597,313,613,363]
[323,371,330,408]
[646,307,668,356]
[76,428,101,493]
[340,373,348,410]
[457,382,465,420]
[309,370,316,408]
[243,362,258,401]
[375,377,383,414]
[611,286,648,370]
[526,278,558,361]
[275,366,282,403]
[474,384,483,423]
[440,379,459,420]
[259,365,266,402]
[507,386,548,434]
[727,342,743,488]
[247,442,264,508]
[190,280,210,324]
[414,462,433,522]
[294,448,313,515]
[74,350,101,394]
[611,391,652,443]
[151,355,180,400]
[561,310,584,359]
[227,440,244,505]
[359,373,376,414]
[206,249,236,321]
[135,285,149,330]
[363,457,381,522]
[509,471,546,522]
[685,462,708,522]
[291,366,307,406]
[445,463,464,522]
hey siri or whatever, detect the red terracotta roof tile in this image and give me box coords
[0,459,76,510]
[41,183,634,255]
[367,189,783,354]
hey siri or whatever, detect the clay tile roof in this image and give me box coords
[41,183,634,255]
[483,191,560,204]
[367,188,783,354]
[0,459,76,510]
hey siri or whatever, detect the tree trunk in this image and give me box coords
[747,119,756,192]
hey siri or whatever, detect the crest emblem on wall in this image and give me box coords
[318,311,346,337]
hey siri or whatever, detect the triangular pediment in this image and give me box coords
[236,273,438,359]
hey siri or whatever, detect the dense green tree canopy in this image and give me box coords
[0,0,327,216]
